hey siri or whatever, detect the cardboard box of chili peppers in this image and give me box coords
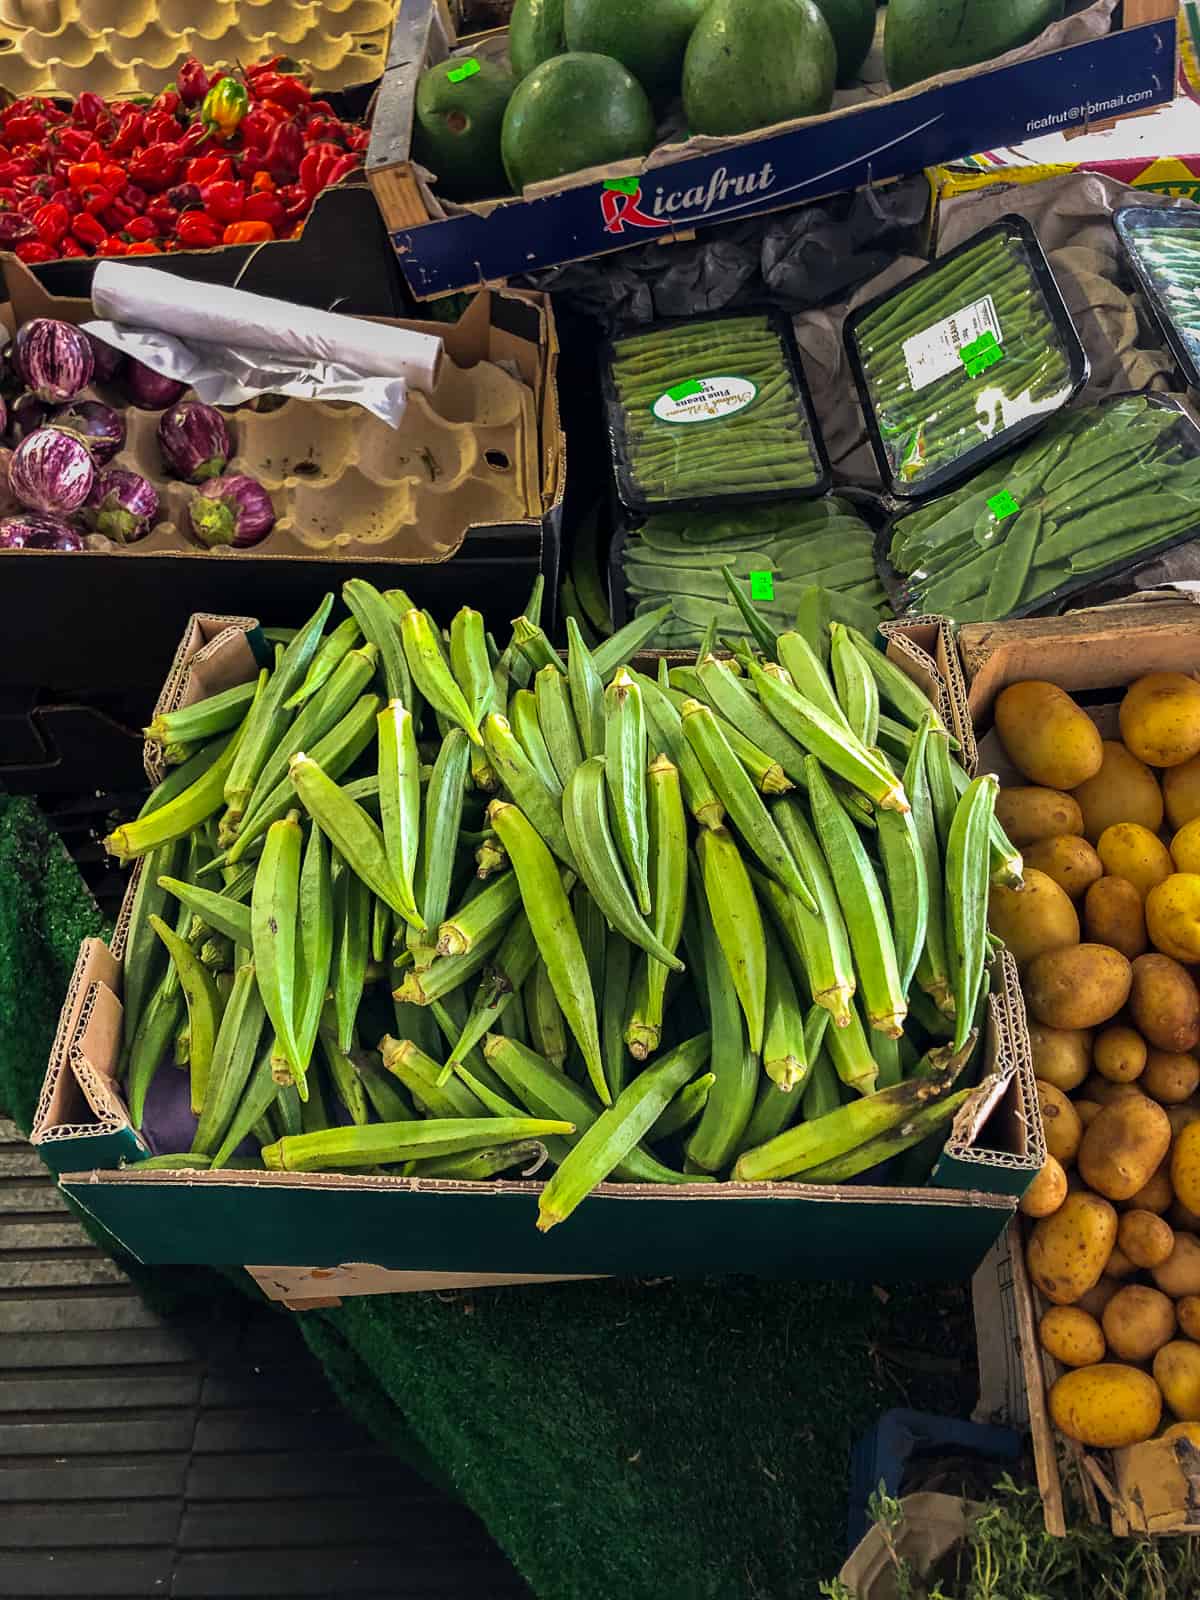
[0,60,406,314]
[27,606,1042,1296]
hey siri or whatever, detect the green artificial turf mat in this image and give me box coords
[0,790,976,1599]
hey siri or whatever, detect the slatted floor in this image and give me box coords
[0,1119,529,1598]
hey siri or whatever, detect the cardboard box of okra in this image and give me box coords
[30,596,1041,1294]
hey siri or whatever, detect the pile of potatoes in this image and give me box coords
[989,673,1200,1452]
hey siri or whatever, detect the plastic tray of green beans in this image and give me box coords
[609,497,893,649]
[881,395,1200,624]
[602,309,831,515]
[845,216,1088,499]
[1114,206,1200,392]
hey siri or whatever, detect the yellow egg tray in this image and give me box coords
[0,0,396,98]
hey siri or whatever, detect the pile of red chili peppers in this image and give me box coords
[0,56,367,263]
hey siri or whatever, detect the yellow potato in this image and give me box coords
[1076,1100,1103,1129]
[1103,1245,1138,1281]
[1155,1341,1200,1420]
[1147,874,1200,964]
[1165,755,1200,832]
[1128,1159,1174,1216]
[1153,1232,1200,1298]
[1025,944,1133,1032]
[1076,1277,1121,1321]
[1118,1209,1176,1269]
[1037,1080,1083,1165]
[995,787,1085,848]
[1073,740,1164,842]
[1129,954,1200,1054]
[1083,876,1148,961]
[1029,1022,1092,1093]
[1141,1050,1200,1105]
[996,682,1103,790]
[988,870,1079,968]
[1120,672,1200,770]
[1172,1120,1200,1217]
[1020,1154,1068,1218]
[1078,1094,1172,1202]
[1022,836,1104,902]
[1049,1364,1162,1447]
[1172,817,1200,875]
[1103,1285,1176,1361]
[1097,823,1175,900]
[1178,1297,1200,1342]
[1040,1306,1106,1368]
[1094,1025,1148,1084]
[1027,1191,1118,1305]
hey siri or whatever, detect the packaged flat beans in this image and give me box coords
[845,216,1088,498]
[1115,206,1200,390]
[885,396,1200,623]
[602,310,829,515]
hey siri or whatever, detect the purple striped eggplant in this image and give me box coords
[51,399,125,464]
[125,357,186,410]
[0,512,84,550]
[14,319,95,403]
[85,332,125,384]
[187,473,275,549]
[9,426,95,514]
[83,467,159,544]
[158,400,230,482]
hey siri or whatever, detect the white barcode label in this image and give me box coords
[902,294,1003,392]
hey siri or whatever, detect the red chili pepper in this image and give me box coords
[56,127,92,159]
[246,55,287,80]
[121,182,148,210]
[67,161,103,190]
[123,214,156,241]
[146,202,179,232]
[276,182,311,224]
[14,239,57,263]
[124,239,160,254]
[175,211,222,248]
[307,100,335,116]
[70,211,106,246]
[326,153,360,187]
[185,155,233,185]
[178,122,211,155]
[298,141,341,197]
[99,162,126,191]
[32,199,68,244]
[223,219,273,244]
[177,56,210,106]
[153,89,182,117]
[6,113,47,143]
[165,183,201,212]
[73,91,104,128]
[303,116,339,143]
[344,127,369,153]
[200,178,243,224]
[80,185,115,216]
[95,236,128,256]
[128,145,181,191]
[81,140,103,164]
[144,110,180,145]
[59,236,87,258]
[110,112,145,156]
[102,199,135,230]
[251,73,310,111]
[238,109,276,152]
[263,119,303,181]
[241,191,284,229]
[93,115,116,143]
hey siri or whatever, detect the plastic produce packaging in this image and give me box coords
[1114,206,1200,390]
[615,497,890,647]
[602,310,829,513]
[885,395,1200,623]
[845,216,1087,497]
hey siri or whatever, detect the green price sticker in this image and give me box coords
[749,571,775,602]
[987,490,1020,521]
[666,379,703,401]
[446,58,481,82]
[604,177,639,195]
[960,330,1003,378]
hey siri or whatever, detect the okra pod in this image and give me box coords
[262,1117,576,1171]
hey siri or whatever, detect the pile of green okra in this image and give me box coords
[108,576,1018,1230]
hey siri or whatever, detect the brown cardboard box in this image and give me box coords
[28,615,1041,1301]
[961,601,1200,1536]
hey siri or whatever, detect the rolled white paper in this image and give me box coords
[90,262,443,393]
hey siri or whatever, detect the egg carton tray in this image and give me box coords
[0,0,396,97]
[81,352,537,560]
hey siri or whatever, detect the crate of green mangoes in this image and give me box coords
[602,310,830,515]
[882,395,1200,625]
[845,216,1088,500]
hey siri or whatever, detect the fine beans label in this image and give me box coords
[651,376,757,424]
[903,295,1003,393]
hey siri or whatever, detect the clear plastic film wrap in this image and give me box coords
[845,216,1087,497]
[1115,207,1200,391]
[602,310,830,514]
[884,395,1200,624]
[615,496,891,648]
